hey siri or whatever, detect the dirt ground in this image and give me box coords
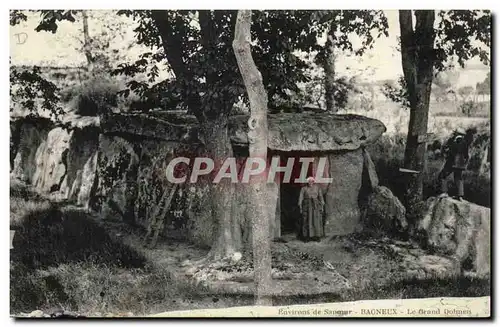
[100,219,482,302]
[10,180,489,317]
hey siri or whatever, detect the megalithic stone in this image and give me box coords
[362,148,379,191]
[10,230,15,249]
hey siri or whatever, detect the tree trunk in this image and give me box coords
[233,10,272,306]
[82,10,93,71]
[200,119,242,259]
[399,10,436,216]
[324,23,337,112]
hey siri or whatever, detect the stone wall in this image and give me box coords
[11,118,54,184]
[10,111,387,247]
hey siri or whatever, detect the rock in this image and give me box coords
[133,140,176,228]
[416,196,490,277]
[64,127,100,205]
[361,186,407,235]
[11,118,53,183]
[230,113,386,152]
[94,134,140,224]
[29,310,44,318]
[362,148,379,190]
[418,255,459,276]
[231,252,242,263]
[100,112,199,143]
[32,127,72,193]
[101,112,386,152]
[77,151,98,208]
[324,149,363,235]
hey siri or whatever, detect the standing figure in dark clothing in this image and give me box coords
[438,127,476,201]
[298,177,325,241]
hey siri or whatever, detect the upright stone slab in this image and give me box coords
[11,119,53,183]
[33,127,72,193]
[94,134,140,224]
[64,127,100,203]
[324,149,364,236]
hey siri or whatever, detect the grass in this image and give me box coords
[9,182,186,316]
[9,181,251,316]
[341,100,490,139]
[272,275,490,306]
[61,74,120,116]
[10,180,490,316]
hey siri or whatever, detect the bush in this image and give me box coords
[61,74,120,116]
[10,191,147,270]
[459,100,485,117]
[368,132,491,208]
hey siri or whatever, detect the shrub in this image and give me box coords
[368,131,491,209]
[61,74,120,116]
[459,100,484,117]
[10,203,147,270]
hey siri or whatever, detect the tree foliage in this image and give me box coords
[110,10,389,115]
[434,10,491,71]
[476,71,490,95]
[458,85,475,101]
[382,76,410,109]
[10,65,63,118]
[383,10,489,110]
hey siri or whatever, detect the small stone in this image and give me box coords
[231,252,242,263]
[105,313,114,317]
[29,310,44,318]
[185,266,197,276]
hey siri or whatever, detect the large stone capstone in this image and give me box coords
[230,113,386,152]
[100,111,386,152]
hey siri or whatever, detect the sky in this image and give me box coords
[9,10,489,86]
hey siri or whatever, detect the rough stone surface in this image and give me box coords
[185,184,214,248]
[77,151,98,208]
[362,148,379,190]
[361,186,407,236]
[324,149,364,236]
[101,112,386,152]
[10,119,23,171]
[416,196,490,277]
[100,112,199,142]
[32,127,72,193]
[64,127,100,205]
[134,140,179,229]
[11,111,388,246]
[93,134,140,224]
[230,113,386,152]
[11,119,53,183]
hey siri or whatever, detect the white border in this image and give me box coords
[1,1,498,327]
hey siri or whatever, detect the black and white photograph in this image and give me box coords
[8,7,492,318]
